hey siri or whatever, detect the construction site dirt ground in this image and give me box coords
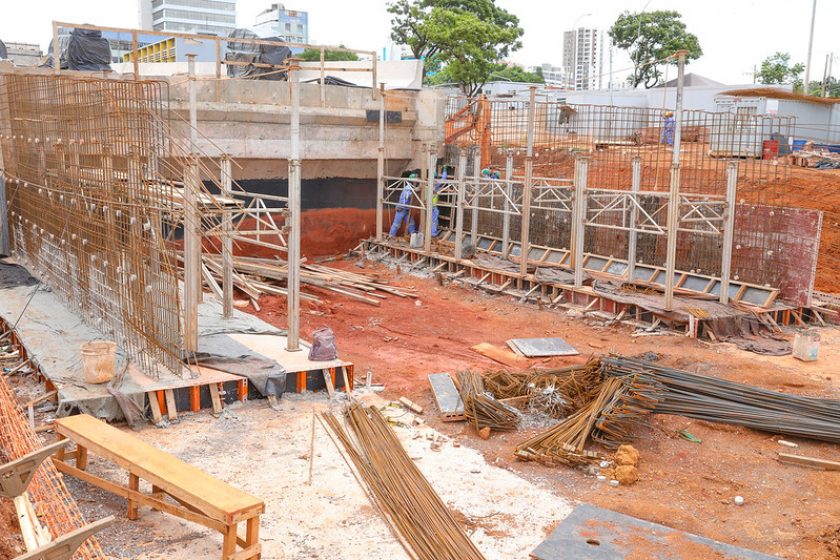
[238,255,840,560]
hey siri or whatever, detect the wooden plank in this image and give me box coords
[148,392,163,424]
[209,383,223,414]
[322,370,335,398]
[164,390,178,421]
[470,343,529,369]
[55,415,264,524]
[398,396,423,414]
[778,452,840,471]
[128,473,140,520]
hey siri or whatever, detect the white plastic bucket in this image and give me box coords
[792,330,820,362]
[81,340,116,384]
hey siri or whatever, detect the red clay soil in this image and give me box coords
[245,257,840,560]
[199,208,376,262]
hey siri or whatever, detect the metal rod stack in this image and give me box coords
[601,356,840,444]
[322,404,486,560]
[458,371,520,433]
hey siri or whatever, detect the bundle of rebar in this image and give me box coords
[515,375,660,467]
[458,371,520,432]
[481,359,601,418]
[601,356,840,443]
[321,404,486,560]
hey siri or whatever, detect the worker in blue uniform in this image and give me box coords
[481,167,501,179]
[661,111,675,145]
[388,173,418,237]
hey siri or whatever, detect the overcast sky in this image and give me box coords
[0,0,836,85]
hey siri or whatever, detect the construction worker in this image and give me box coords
[388,173,418,237]
[661,111,675,145]
[481,167,501,180]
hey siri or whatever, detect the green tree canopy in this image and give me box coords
[300,46,359,62]
[756,52,804,85]
[609,10,702,89]
[489,63,544,84]
[388,0,524,95]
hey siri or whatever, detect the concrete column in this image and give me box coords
[454,148,467,260]
[470,145,480,246]
[573,157,589,288]
[286,63,302,352]
[664,164,681,311]
[376,83,385,242]
[627,156,642,282]
[502,150,513,258]
[188,54,198,155]
[221,155,233,318]
[719,161,738,304]
[664,51,686,311]
[520,87,537,277]
[423,144,436,253]
[183,161,201,352]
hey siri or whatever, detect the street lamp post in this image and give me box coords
[803,0,818,95]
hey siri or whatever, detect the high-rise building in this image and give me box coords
[138,0,238,37]
[253,3,309,43]
[562,28,604,90]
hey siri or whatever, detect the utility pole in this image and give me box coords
[803,0,817,95]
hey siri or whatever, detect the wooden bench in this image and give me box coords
[53,414,264,560]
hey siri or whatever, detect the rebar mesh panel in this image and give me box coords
[0,74,182,377]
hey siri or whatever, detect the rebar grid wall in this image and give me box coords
[0,72,183,377]
[0,373,107,560]
[441,96,815,289]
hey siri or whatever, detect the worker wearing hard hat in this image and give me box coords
[388,173,418,237]
[481,167,501,180]
[661,111,675,146]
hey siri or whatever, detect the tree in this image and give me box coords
[300,47,359,62]
[609,10,702,89]
[490,63,544,84]
[756,52,803,85]
[388,0,524,94]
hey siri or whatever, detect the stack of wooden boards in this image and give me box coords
[190,253,417,308]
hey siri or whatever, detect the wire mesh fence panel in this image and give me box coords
[439,95,822,296]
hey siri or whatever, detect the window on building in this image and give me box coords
[285,23,292,31]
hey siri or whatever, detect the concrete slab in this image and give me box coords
[532,503,778,560]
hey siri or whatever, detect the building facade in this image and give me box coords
[562,28,604,91]
[253,3,308,43]
[138,0,237,37]
[4,42,42,66]
[538,63,565,86]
